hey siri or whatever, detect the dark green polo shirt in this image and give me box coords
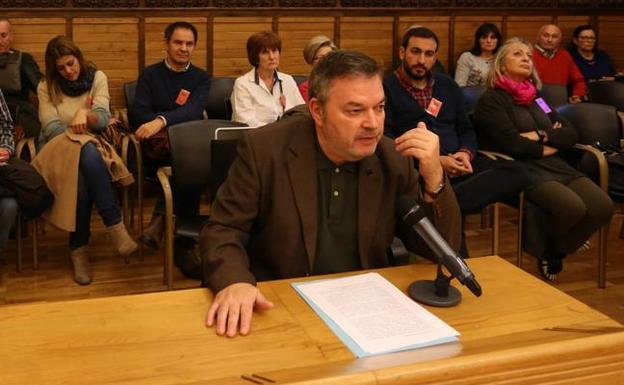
[313,147,361,275]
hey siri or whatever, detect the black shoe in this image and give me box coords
[538,258,563,282]
[138,214,164,250]
[138,233,159,250]
[174,247,202,280]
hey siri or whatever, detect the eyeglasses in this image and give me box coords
[578,36,596,40]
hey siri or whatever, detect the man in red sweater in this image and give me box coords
[532,24,586,104]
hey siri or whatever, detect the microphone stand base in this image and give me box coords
[408,280,462,307]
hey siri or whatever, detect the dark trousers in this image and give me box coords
[451,155,531,214]
[69,143,122,250]
[525,177,614,256]
[0,197,18,258]
[450,155,531,257]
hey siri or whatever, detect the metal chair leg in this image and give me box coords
[16,214,22,273]
[480,207,490,229]
[32,219,38,270]
[157,167,174,290]
[491,203,500,256]
[516,192,524,267]
[598,223,609,289]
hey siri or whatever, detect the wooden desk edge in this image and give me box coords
[260,331,624,385]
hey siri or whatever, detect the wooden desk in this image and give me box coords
[1,256,623,385]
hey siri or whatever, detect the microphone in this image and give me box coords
[397,195,482,297]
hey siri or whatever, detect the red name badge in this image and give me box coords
[426,97,443,118]
[176,89,191,106]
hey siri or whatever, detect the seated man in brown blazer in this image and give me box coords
[201,50,461,337]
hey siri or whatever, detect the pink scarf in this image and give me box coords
[494,76,537,105]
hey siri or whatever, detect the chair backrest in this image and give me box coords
[461,85,487,113]
[540,84,569,109]
[167,119,244,192]
[556,102,621,147]
[123,81,137,111]
[206,77,236,120]
[557,102,622,192]
[292,75,308,86]
[214,126,253,140]
[588,81,624,111]
[210,126,255,198]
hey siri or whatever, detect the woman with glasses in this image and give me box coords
[567,25,615,82]
[231,31,305,127]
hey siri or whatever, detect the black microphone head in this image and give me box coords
[396,194,418,219]
[465,277,482,297]
[396,194,426,225]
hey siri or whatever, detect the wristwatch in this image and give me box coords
[424,180,446,199]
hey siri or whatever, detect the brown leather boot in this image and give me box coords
[108,222,139,259]
[138,214,164,250]
[70,246,92,285]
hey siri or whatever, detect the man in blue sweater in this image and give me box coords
[384,27,530,257]
[130,21,211,278]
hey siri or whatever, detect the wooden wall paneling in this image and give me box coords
[73,18,140,110]
[597,16,624,71]
[556,15,591,48]
[212,17,273,77]
[278,17,335,76]
[452,16,503,75]
[340,17,394,71]
[505,16,553,44]
[144,17,207,73]
[66,16,72,40]
[392,16,399,74]
[7,18,66,71]
[397,16,450,70]
[138,16,145,72]
[206,16,213,77]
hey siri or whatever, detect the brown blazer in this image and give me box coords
[200,111,461,293]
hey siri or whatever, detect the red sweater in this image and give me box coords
[532,48,586,98]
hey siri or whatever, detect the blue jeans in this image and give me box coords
[0,197,18,258]
[69,143,122,250]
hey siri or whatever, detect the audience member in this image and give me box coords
[533,24,586,103]
[0,89,18,259]
[129,21,211,279]
[299,35,337,101]
[202,50,461,337]
[473,37,614,281]
[231,31,305,127]
[455,23,501,87]
[0,18,42,139]
[384,26,530,257]
[567,25,615,83]
[32,36,137,285]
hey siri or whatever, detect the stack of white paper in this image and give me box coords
[292,272,459,357]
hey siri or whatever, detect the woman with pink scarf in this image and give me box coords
[473,37,613,282]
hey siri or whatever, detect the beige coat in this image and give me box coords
[32,131,134,232]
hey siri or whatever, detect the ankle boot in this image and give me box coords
[108,222,139,260]
[70,246,92,285]
[138,214,164,250]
